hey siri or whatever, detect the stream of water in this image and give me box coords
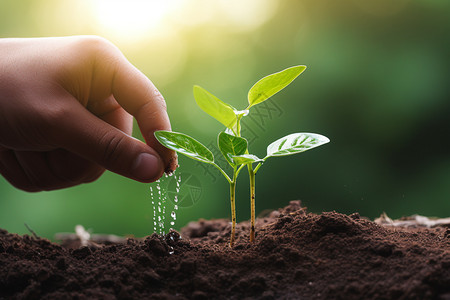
[150,172,181,235]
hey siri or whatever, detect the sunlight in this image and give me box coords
[90,0,277,40]
[90,0,182,40]
[169,0,278,32]
[217,0,278,32]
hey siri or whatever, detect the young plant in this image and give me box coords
[155,66,329,246]
[154,130,247,246]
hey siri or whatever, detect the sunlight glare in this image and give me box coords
[91,0,182,40]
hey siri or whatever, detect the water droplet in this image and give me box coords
[168,246,174,255]
[150,170,182,234]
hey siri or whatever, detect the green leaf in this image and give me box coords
[193,85,237,129]
[154,130,214,164]
[266,133,329,158]
[231,154,263,165]
[248,65,306,108]
[218,132,248,166]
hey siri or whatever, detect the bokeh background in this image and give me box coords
[1,0,449,239]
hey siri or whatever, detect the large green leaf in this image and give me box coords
[154,130,214,164]
[193,85,237,129]
[248,65,306,108]
[231,154,263,165]
[266,133,329,158]
[217,131,248,166]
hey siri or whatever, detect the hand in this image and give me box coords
[0,36,177,192]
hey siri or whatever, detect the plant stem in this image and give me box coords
[248,165,256,243]
[236,117,257,243]
[236,119,241,136]
[236,164,246,177]
[236,114,244,136]
[212,163,232,183]
[229,179,236,247]
[254,162,262,174]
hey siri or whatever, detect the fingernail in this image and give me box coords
[132,153,162,181]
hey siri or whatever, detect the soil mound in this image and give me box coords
[1,201,449,299]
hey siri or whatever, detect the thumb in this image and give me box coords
[107,53,178,172]
[53,100,164,182]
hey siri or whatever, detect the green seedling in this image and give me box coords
[155,66,329,246]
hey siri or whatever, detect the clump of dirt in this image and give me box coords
[1,201,450,299]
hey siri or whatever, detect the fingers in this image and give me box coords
[0,150,40,192]
[14,151,64,190]
[88,94,133,136]
[108,55,178,172]
[46,149,105,184]
[62,36,177,173]
[0,36,175,192]
[0,149,105,192]
[52,98,165,182]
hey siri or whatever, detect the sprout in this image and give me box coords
[155,66,329,246]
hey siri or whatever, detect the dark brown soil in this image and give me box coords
[1,201,450,299]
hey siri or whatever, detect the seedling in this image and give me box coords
[155,66,329,246]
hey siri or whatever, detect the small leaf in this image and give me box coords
[218,132,248,166]
[154,130,214,164]
[231,154,263,165]
[193,85,237,129]
[266,133,329,158]
[248,65,306,108]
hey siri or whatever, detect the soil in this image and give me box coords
[1,201,450,300]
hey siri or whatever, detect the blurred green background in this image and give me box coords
[1,0,450,239]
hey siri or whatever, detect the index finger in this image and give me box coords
[109,53,178,172]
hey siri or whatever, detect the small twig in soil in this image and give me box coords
[24,223,39,239]
[375,212,450,228]
[75,225,91,246]
[54,225,127,248]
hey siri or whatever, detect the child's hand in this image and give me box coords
[0,36,177,192]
